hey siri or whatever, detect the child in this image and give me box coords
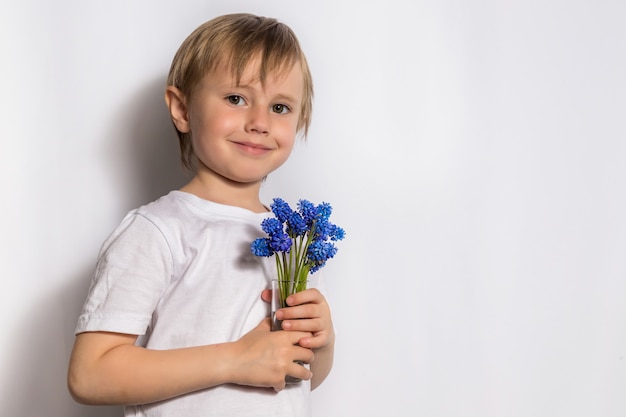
[67,13,335,417]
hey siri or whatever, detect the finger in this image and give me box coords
[260,289,272,303]
[287,362,313,382]
[293,345,315,364]
[297,334,327,350]
[281,317,323,333]
[278,303,319,321]
[285,330,314,345]
[273,380,286,392]
[286,288,323,306]
[288,347,314,375]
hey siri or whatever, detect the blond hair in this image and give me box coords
[166,13,314,170]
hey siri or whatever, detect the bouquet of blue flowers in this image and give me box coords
[251,197,345,313]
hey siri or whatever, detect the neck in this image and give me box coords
[180,173,267,213]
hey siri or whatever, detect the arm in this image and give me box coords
[273,288,336,390]
[67,318,314,405]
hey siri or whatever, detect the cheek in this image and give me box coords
[277,133,296,157]
[276,120,299,146]
[190,111,235,142]
[279,135,296,163]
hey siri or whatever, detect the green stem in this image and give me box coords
[276,225,317,306]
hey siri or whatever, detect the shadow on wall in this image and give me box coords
[3,78,190,417]
[4,267,123,417]
[105,75,192,211]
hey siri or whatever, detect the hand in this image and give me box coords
[232,318,314,391]
[261,288,335,351]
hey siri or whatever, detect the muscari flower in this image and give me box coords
[261,217,283,235]
[317,202,332,221]
[286,212,307,237]
[251,198,345,277]
[271,198,293,223]
[251,238,273,257]
[269,232,292,252]
[307,240,338,263]
[297,199,318,226]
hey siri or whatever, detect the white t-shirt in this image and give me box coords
[76,191,313,417]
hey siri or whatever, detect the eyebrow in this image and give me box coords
[231,83,300,105]
[271,93,300,106]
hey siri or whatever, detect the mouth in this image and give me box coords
[232,140,272,156]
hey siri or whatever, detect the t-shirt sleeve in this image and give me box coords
[75,211,173,336]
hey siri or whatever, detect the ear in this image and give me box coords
[165,86,191,133]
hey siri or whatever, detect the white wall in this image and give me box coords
[2,1,625,416]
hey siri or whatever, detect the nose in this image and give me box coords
[245,105,270,135]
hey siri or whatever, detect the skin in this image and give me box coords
[67,57,335,405]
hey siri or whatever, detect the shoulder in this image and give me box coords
[96,192,186,260]
[136,191,191,221]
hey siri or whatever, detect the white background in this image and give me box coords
[1,1,625,416]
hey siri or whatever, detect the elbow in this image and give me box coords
[67,366,100,405]
[67,369,89,404]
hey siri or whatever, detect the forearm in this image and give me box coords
[310,331,335,390]
[68,334,238,405]
[68,322,314,405]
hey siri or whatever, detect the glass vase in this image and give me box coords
[271,278,308,384]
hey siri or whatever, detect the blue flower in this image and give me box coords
[297,199,317,226]
[313,218,330,240]
[307,240,338,263]
[317,202,332,221]
[269,232,292,252]
[329,224,345,241]
[286,212,307,237]
[271,198,293,223]
[261,217,283,235]
[251,198,345,282]
[251,238,273,257]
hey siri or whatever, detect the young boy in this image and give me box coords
[68,13,335,417]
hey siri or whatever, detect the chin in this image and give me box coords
[232,169,277,184]
[227,174,267,185]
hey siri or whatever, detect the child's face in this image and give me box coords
[182,56,304,185]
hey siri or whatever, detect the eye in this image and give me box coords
[272,103,291,114]
[227,95,246,106]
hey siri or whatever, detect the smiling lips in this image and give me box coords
[232,140,273,156]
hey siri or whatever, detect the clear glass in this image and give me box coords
[271,279,308,384]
